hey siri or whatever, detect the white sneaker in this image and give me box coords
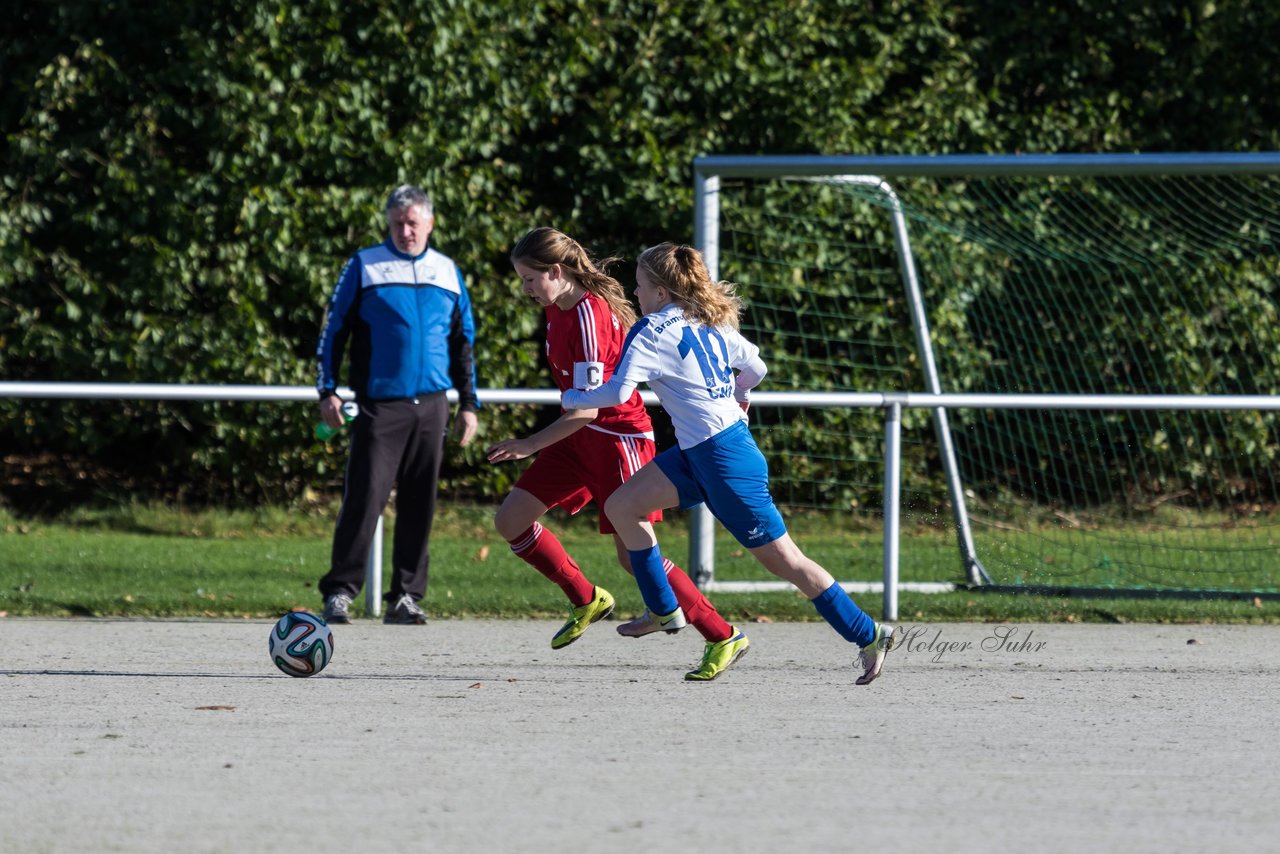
[855,624,896,685]
[617,607,686,637]
[383,593,427,625]
[322,592,353,624]
[616,609,662,637]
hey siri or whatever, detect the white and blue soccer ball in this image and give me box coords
[269,611,334,677]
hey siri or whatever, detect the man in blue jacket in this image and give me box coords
[315,184,479,625]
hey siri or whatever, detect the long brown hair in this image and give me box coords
[636,243,743,329]
[510,227,636,328]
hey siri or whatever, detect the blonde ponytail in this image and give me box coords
[636,243,743,329]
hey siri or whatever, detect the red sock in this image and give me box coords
[665,559,733,642]
[508,524,595,606]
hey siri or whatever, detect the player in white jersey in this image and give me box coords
[486,228,748,681]
[561,243,896,685]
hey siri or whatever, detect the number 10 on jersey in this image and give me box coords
[679,326,734,399]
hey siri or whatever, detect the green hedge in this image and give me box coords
[3,0,1280,509]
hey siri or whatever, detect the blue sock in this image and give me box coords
[627,546,679,615]
[811,582,877,647]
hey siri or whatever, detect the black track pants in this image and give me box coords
[319,393,449,602]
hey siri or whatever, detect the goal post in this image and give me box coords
[689,153,1280,613]
[692,168,988,590]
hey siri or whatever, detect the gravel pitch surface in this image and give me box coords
[1,618,1277,853]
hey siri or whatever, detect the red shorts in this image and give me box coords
[514,427,664,534]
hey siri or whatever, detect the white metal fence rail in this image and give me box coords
[6,381,1280,620]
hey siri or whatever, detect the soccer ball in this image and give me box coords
[269,611,335,677]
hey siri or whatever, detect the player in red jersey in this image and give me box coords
[485,227,748,681]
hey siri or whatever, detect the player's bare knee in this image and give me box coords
[493,503,524,541]
[602,492,628,526]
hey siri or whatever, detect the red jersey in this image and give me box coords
[546,292,652,436]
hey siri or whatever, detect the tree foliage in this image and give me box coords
[3,0,1279,509]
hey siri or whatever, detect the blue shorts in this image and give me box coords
[654,420,787,549]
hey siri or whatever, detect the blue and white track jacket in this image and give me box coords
[316,240,479,408]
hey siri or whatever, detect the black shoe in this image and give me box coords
[323,593,353,624]
[383,593,427,625]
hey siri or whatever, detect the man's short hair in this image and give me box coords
[385,185,433,218]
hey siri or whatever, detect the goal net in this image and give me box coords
[697,155,1280,600]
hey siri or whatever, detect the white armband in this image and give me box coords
[573,361,605,390]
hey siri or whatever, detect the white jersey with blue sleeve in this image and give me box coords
[562,303,768,449]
